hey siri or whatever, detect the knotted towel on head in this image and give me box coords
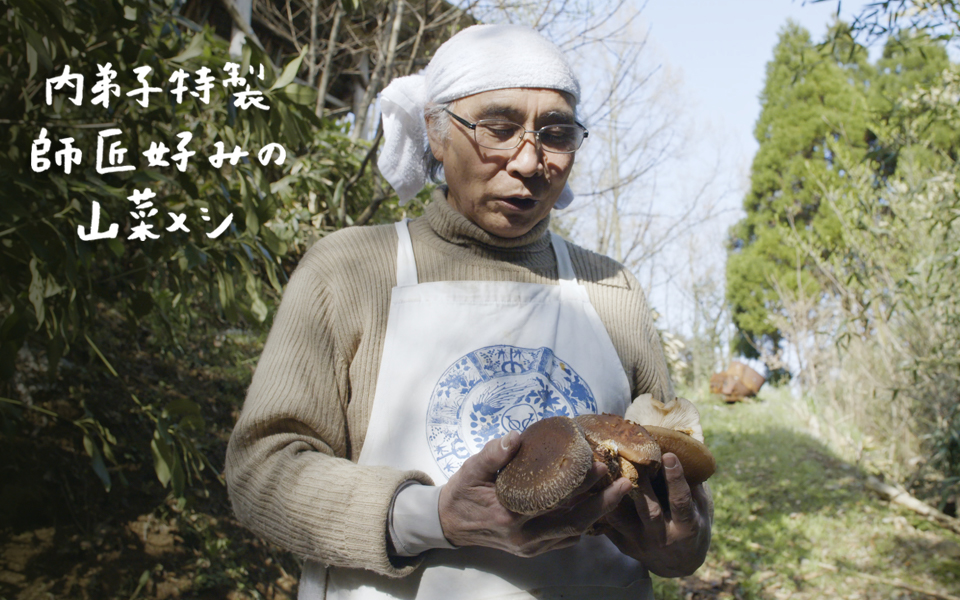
[378,24,581,208]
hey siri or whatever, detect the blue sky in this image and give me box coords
[624,0,879,332]
[641,0,878,178]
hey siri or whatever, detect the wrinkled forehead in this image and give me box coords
[425,24,580,105]
[451,88,578,122]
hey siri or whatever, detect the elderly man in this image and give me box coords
[225,24,712,600]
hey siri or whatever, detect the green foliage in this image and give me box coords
[726,22,958,354]
[734,14,960,503]
[0,0,413,498]
[726,21,872,356]
[824,107,960,501]
[0,392,118,491]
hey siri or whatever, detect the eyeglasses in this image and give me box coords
[444,109,588,154]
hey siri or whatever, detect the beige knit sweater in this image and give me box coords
[225,189,674,578]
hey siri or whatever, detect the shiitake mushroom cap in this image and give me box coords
[494,415,716,517]
[574,413,662,485]
[494,416,594,515]
[643,425,716,486]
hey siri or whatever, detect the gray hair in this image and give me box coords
[423,101,451,183]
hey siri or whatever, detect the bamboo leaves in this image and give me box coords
[2,0,430,504]
[269,45,308,91]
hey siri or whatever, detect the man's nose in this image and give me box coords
[507,133,544,176]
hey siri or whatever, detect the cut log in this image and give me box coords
[710,362,766,402]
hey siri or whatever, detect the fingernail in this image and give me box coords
[663,454,679,470]
[500,431,517,451]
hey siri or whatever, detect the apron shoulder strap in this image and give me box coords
[394,219,419,287]
[549,231,578,284]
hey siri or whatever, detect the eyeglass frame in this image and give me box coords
[443,108,589,154]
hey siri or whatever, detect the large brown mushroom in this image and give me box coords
[494,408,716,517]
[574,413,662,488]
[643,425,716,487]
[494,416,594,515]
[623,395,715,485]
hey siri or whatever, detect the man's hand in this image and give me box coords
[603,453,714,577]
[438,431,631,557]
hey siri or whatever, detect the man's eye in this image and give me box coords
[481,124,519,138]
[541,127,575,143]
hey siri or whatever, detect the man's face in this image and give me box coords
[428,88,577,239]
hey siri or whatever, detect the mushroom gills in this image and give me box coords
[584,438,622,489]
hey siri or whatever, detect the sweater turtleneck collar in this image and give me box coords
[423,187,553,254]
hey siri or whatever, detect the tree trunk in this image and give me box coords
[316,3,343,117]
[307,0,320,85]
[353,0,404,140]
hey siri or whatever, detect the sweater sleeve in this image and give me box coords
[621,268,676,403]
[569,246,675,404]
[224,243,433,578]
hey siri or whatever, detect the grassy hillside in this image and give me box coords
[655,388,960,599]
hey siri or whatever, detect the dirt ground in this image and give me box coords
[0,321,302,600]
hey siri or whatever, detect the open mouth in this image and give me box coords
[500,197,538,211]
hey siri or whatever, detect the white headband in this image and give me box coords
[377,24,580,208]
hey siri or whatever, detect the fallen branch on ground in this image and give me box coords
[856,571,960,600]
[805,561,960,600]
[865,475,960,536]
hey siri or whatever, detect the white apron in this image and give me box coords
[301,221,653,600]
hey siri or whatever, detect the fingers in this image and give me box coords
[563,461,611,503]
[625,453,702,547]
[511,532,583,559]
[661,453,697,526]
[570,476,631,526]
[542,534,583,553]
[631,474,662,523]
[600,457,713,576]
[439,432,638,556]
[693,481,715,525]
[534,476,631,536]
[602,501,640,551]
[461,431,521,483]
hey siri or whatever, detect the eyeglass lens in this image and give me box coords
[475,120,584,153]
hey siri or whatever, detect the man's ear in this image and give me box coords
[425,115,444,162]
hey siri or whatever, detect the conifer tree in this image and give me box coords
[726,21,871,357]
